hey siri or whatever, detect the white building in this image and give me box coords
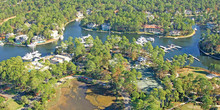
[77,11,84,18]
[51,30,62,39]
[50,55,72,64]
[169,30,181,36]
[101,23,111,31]
[6,33,15,39]
[15,35,28,43]
[87,23,98,29]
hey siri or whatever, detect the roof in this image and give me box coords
[143,24,160,29]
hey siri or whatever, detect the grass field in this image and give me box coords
[5,99,23,110]
[177,67,209,77]
[180,103,203,110]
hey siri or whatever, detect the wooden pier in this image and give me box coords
[160,44,182,53]
[189,54,200,61]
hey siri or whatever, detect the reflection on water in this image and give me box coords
[0,21,219,69]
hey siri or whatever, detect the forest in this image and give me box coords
[0,0,220,44]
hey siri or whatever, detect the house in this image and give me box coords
[32,35,45,43]
[87,23,98,29]
[175,11,181,15]
[86,9,92,15]
[138,57,147,62]
[142,24,163,34]
[51,30,61,39]
[50,55,72,64]
[76,11,83,18]
[6,33,15,39]
[184,10,192,15]
[169,30,181,36]
[15,35,28,43]
[101,23,111,31]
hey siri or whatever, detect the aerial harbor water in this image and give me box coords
[0,21,219,69]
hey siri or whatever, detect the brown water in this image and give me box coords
[49,80,97,110]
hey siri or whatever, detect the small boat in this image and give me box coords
[136,36,148,46]
[174,37,178,39]
[146,37,155,42]
[194,27,197,31]
[60,35,64,40]
[0,41,4,46]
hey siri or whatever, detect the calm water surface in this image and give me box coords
[0,21,219,69]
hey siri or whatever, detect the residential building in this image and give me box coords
[15,35,28,43]
[77,11,83,18]
[101,23,111,31]
[169,30,181,36]
[50,55,72,64]
[142,24,163,34]
[184,10,192,15]
[87,23,98,29]
[6,33,15,39]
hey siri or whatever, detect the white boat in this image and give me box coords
[27,42,37,47]
[22,51,41,60]
[22,53,34,60]
[136,36,148,46]
[194,27,197,31]
[32,51,41,58]
[146,37,155,42]
[0,41,4,46]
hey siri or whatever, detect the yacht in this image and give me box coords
[194,28,197,31]
[0,41,4,46]
[22,53,34,60]
[136,36,148,46]
[22,51,41,60]
[146,37,155,42]
[32,51,41,58]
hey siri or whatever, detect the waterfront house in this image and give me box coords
[101,23,111,31]
[76,11,83,18]
[184,10,192,15]
[32,35,45,43]
[138,57,147,63]
[50,55,72,64]
[6,33,15,40]
[142,24,163,34]
[51,30,61,39]
[87,23,98,29]
[86,9,92,15]
[15,35,28,43]
[169,30,181,36]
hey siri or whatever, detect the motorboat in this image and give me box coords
[136,36,148,46]
[146,37,155,42]
[0,41,4,46]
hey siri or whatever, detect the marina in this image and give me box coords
[0,22,219,70]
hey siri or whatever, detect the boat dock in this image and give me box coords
[189,54,200,61]
[160,44,182,53]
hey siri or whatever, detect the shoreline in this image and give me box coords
[164,30,196,39]
[198,43,220,60]
[82,27,157,35]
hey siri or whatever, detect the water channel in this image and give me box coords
[0,21,219,69]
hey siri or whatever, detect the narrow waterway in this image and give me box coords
[0,21,219,69]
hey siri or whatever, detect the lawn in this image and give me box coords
[177,67,209,77]
[5,99,23,110]
[180,103,203,110]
